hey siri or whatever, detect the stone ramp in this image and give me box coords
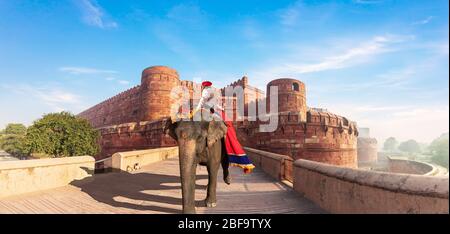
[0,157,324,214]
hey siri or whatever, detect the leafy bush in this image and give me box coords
[0,123,27,157]
[383,137,398,152]
[429,133,449,168]
[398,139,421,155]
[23,112,100,157]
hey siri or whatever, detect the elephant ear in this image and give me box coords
[206,120,227,148]
[163,117,178,140]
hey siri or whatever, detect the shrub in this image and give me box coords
[23,112,100,157]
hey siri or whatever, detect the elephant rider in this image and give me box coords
[191,81,223,120]
[191,81,255,174]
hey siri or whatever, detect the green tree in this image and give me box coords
[4,123,27,135]
[429,133,449,168]
[398,139,421,155]
[23,112,100,157]
[0,134,25,156]
[383,137,398,152]
[0,123,27,157]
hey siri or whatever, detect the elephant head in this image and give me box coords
[163,117,228,213]
[164,118,227,155]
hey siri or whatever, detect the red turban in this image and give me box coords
[201,81,212,87]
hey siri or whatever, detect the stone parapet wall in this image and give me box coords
[0,156,95,198]
[293,159,449,214]
[387,157,436,175]
[112,147,178,172]
[245,147,293,183]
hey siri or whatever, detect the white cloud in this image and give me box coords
[354,105,412,112]
[117,80,130,85]
[241,20,260,41]
[105,77,115,81]
[324,103,449,143]
[166,3,207,28]
[59,66,118,75]
[3,84,83,112]
[76,0,118,29]
[412,16,433,25]
[249,34,413,86]
[284,36,405,74]
[0,84,90,128]
[279,1,302,26]
[152,22,200,65]
[328,66,418,92]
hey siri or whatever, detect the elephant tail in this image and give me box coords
[221,138,231,185]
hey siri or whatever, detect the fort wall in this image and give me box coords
[78,85,141,128]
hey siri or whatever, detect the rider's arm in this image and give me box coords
[194,88,210,112]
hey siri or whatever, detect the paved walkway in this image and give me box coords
[0,157,324,214]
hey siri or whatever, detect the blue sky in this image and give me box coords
[0,0,448,143]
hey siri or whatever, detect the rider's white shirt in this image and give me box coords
[195,87,224,113]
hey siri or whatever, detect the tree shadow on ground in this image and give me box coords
[71,169,208,214]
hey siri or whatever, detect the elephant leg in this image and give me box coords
[179,144,198,214]
[205,160,220,208]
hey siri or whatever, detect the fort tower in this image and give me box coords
[267,78,307,122]
[140,66,180,122]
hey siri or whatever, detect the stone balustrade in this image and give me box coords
[0,156,95,198]
[245,147,293,183]
[294,159,449,214]
[111,147,178,172]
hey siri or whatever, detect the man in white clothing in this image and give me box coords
[191,81,223,120]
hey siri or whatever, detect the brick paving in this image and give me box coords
[0,157,324,214]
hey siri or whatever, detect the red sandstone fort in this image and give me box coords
[78,65,359,169]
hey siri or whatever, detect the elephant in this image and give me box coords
[164,117,231,214]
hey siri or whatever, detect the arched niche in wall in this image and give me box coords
[292,82,300,91]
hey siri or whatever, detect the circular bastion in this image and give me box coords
[140,66,181,122]
[267,78,307,122]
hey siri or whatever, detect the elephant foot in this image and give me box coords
[204,199,217,208]
[224,175,231,185]
[183,208,197,214]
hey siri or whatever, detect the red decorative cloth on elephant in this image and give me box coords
[193,81,255,174]
[218,110,255,174]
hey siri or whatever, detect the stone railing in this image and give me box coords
[387,157,437,176]
[245,147,294,184]
[111,147,178,172]
[294,159,449,214]
[0,156,95,198]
